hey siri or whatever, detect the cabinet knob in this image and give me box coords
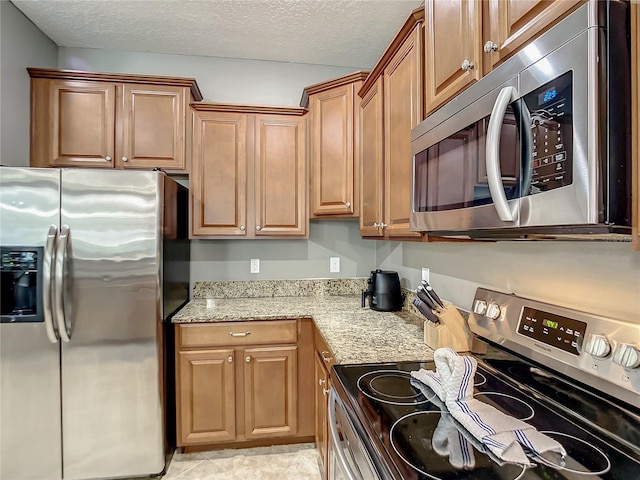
[240,225,245,231]
[105,156,112,162]
[461,59,475,71]
[319,378,326,386]
[245,356,251,363]
[321,351,333,362]
[227,356,233,363]
[323,387,331,396]
[380,222,387,228]
[122,156,128,162]
[256,225,261,231]
[484,41,499,53]
[345,202,351,208]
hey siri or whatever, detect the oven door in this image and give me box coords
[411,77,525,233]
[328,389,380,480]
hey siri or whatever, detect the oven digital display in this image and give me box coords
[517,307,586,355]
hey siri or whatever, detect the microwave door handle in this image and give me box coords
[486,86,518,222]
[43,225,60,343]
[53,225,72,342]
[520,103,534,197]
[328,390,358,480]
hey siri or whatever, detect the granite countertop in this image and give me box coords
[173,295,436,364]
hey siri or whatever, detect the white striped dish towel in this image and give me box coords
[411,347,567,466]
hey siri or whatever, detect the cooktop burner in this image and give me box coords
[332,356,640,480]
[357,370,487,406]
[390,411,527,480]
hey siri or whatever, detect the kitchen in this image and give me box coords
[1,1,639,480]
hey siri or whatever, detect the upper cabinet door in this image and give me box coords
[254,114,307,237]
[359,77,385,237]
[383,24,423,238]
[424,0,482,115]
[487,0,584,69]
[191,111,248,237]
[48,80,116,167]
[120,84,187,170]
[310,85,356,216]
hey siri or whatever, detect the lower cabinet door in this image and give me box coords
[315,351,330,478]
[177,348,236,445]
[243,345,298,439]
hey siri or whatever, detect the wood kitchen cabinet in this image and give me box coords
[314,328,335,480]
[423,0,584,115]
[424,0,482,115]
[190,103,307,238]
[28,68,202,173]
[175,319,314,448]
[359,8,424,239]
[301,71,369,218]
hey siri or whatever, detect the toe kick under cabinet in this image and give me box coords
[175,319,314,448]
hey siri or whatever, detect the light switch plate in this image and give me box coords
[250,258,260,274]
[330,257,340,273]
[421,267,430,283]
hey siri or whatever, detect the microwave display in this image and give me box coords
[523,71,573,195]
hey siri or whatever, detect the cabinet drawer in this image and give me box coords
[314,328,336,369]
[178,320,297,348]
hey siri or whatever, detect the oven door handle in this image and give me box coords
[328,389,359,480]
[486,85,518,222]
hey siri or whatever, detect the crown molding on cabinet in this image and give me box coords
[27,67,203,101]
[299,70,370,108]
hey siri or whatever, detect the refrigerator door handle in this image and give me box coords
[54,225,73,342]
[43,225,60,343]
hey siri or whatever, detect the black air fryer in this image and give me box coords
[361,269,403,312]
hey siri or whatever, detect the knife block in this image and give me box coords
[423,305,486,353]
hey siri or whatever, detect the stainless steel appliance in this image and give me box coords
[410,1,632,239]
[329,287,640,480]
[0,167,190,480]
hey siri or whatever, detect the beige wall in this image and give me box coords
[0,1,57,166]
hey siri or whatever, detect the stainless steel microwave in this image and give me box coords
[410,1,631,239]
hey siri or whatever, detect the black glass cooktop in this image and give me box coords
[331,354,640,480]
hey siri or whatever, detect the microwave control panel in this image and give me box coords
[523,71,573,194]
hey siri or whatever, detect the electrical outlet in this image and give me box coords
[421,267,430,283]
[330,257,340,273]
[250,258,260,274]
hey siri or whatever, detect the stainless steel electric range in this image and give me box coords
[329,288,640,480]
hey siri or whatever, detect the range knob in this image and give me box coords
[612,343,640,369]
[584,333,612,359]
[473,300,487,315]
[485,302,501,320]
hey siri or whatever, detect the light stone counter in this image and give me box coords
[173,295,436,364]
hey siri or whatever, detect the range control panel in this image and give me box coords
[517,307,586,355]
[468,288,640,406]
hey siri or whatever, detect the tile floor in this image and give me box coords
[162,443,323,480]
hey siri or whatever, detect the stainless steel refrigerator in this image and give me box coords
[0,167,190,480]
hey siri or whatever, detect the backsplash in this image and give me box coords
[192,278,369,299]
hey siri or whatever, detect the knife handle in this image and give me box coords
[422,280,445,308]
[413,298,440,324]
[415,287,438,310]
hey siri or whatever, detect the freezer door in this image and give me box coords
[60,169,165,479]
[0,167,62,480]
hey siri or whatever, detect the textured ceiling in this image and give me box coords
[12,0,424,68]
